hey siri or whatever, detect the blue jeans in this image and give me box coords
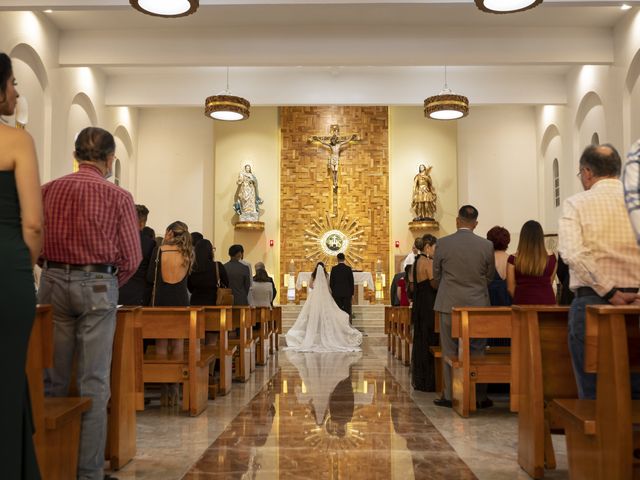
[39,268,118,480]
[569,294,640,400]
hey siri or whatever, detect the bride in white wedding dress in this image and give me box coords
[285,263,363,352]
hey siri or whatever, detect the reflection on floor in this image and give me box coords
[184,350,476,479]
[113,341,569,479]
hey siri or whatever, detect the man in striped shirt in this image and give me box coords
[38,127,141,480]
[559,144,640,400]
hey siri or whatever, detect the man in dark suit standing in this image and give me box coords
[330,253,355,323]
[119,204,155,306]
[432,205,496,408]
[224,244,251,305]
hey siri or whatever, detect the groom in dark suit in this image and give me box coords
[330,253,355,323]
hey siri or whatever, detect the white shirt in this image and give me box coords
[248,282,273,307]
[400,251,416,271]
[558,178,640,296]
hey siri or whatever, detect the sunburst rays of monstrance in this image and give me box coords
[303,211,365,266]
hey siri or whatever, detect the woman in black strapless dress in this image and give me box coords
[0,53,43,479]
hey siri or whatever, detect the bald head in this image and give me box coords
[580,144,621,178]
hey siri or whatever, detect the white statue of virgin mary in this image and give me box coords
[233,164,263,222]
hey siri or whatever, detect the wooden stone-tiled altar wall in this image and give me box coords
[280,106,389,302]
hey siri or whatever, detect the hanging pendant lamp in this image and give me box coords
[205,68,250,121]
[475,0,542,14]
[424,66,469,121]
[130,0,198,18]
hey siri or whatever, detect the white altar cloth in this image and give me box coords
[295,271,374,291]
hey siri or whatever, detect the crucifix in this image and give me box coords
[308,125,359,193]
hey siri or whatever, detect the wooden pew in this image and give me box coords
[28,305,92,480]
[246,307,257,373]
[138,307,216,416]
[552,305,640,480]
[105,307,139,470]
[253,307,272,366]
[271,306,282,353]
[512,305,575,479]
[391,307,402,359]
[431,312,443,396]
[384,306,393,352]
[449,306,512,417]
[202,306,236,396]
[397,306,412,366]
[229,307,252,382]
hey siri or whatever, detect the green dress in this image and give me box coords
[0,170,41,478]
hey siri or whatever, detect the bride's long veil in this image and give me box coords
[284,265,362,352]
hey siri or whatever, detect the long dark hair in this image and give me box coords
[192,239,215,273]
[311,262,326,281]
[0,53,12,102]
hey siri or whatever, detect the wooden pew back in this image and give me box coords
[512,305,574,479]
[586,305,640,479]
[449,307,512,417]
[138,307,213,416]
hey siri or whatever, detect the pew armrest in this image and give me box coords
[551,399,597,435]
[44,397,92,430]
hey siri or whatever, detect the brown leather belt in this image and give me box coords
[576,286,637,298]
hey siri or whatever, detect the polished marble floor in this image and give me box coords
[111,340,569,480]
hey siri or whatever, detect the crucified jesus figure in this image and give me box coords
[308,125,359,192]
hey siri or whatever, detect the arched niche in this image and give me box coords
[114,125,134,189]
[540,123,563,227]
[63,92,98,178]
[575,91,606,188]
[626,48,640,143]
[591,132,600,145]
[9,43,49,176]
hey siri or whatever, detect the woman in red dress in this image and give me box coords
[507,220,557,305]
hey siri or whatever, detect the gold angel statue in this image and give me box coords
[412,164,437,221]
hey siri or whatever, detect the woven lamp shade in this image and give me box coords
[205,94,251,121]
[424,93,469,120]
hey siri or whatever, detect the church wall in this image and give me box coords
[136,107,213,238]
[388,107,457,272]
[458,105,539,249]
[213,107,280,290]
[0,11,139,197]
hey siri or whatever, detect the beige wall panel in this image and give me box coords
[280,106,389,302]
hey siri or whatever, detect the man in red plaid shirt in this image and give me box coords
[38,127,141,480]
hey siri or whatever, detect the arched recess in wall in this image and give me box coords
[540,124,562,224]
[575,91,606,187]
[9,43,49,177]
[626,48,640,144]
[65,92,98,176]
[114,125,134,189]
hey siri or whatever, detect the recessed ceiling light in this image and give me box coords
[475,0,542,14]
[621,4,632,10]
[43,9,53,13]
[130,0,198,18]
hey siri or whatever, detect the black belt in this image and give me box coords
[44,261,116,275]
[576,286,638,298]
